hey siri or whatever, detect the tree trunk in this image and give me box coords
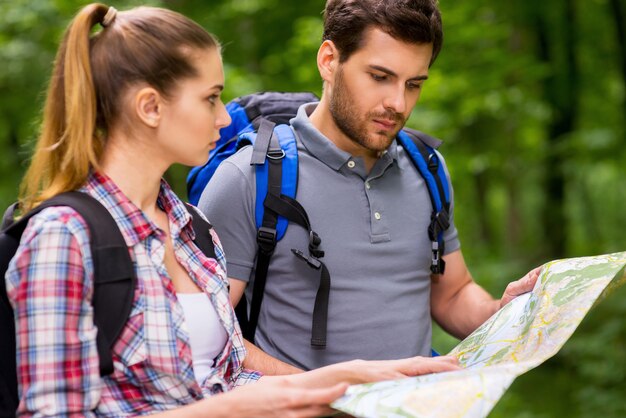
[609,0,626,120]
[535,0,579,258]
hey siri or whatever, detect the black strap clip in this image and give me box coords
[291,248,322,269]
[427,153,440,172]
[308,230,324,258]
[428,210,450,241]
[257,226,277,254]
[430,240,446,274]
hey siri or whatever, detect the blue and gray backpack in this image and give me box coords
[186,91,451,349]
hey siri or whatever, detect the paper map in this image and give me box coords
[332,252,626,418]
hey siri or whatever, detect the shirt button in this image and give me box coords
[365,182,371,190]
[347,160,356,169]
[374,212,381,220]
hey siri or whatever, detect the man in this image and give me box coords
[198,0,540,372]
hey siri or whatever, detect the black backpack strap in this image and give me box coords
[242,120,280,342]
[250,119,277,165]
[3,192,135,377]
[242,121,330,347]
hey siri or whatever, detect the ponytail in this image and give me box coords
[19,3,109,211]
[19,3,218,212]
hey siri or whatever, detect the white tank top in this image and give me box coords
[177,292,228,385]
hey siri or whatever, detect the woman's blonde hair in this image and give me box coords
[19,3,218,211]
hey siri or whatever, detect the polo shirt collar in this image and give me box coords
[291,103,400,172]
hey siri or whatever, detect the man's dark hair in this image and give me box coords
[322,0,443,65]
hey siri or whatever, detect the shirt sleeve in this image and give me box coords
[5,208,101,417]
[197,149,259,283]
[231,369,263,387]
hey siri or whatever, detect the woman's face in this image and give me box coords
[156,47,231,167]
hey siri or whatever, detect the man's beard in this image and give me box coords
[328,66,406,153]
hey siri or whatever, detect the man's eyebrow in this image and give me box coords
[368,65,428,81]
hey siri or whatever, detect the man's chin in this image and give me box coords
[364,133,395,152]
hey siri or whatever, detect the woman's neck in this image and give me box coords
[99,131,167,217]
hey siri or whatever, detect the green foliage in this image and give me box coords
[1,0,624,415]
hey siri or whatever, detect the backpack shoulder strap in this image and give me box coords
[249,120,299,241]
[3,192,135,377]
[397,129,451,274]
[237,120,302,342]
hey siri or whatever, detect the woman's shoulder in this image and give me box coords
[19,205,92,249]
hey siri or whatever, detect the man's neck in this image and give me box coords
[309,98,379,171]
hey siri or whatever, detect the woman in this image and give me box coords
[5,4,459,417]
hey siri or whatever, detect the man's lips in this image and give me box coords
[373,119,397,130]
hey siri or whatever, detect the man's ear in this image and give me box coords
[134,87,162,128]
[317,40,340,84]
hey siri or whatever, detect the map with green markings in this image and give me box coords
[332,252,626,418]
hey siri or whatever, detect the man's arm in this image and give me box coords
[430,250,541,339]
[230,277,303,375]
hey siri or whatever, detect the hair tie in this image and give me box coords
[102,6,117,27]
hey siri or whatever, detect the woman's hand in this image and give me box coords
[223,376,348,418]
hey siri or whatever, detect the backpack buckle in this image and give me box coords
[427,153,440,172]
[266,149,286,160]
[257,227,277,253]
[428,210,450,240]
[430,241,446,274]
[308,231,324,258]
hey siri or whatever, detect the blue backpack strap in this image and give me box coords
[397,129,451,274]
[250,123,298,240]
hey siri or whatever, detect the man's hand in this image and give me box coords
[341,355,461,384]
[500,266,543,308]
[288,355,461,389]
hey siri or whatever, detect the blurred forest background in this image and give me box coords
[1,0,624,416]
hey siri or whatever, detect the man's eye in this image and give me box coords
[371,73,387,82]
[407,82,423,90]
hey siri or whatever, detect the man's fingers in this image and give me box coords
[431,355,460,365]
[399,356,461,376]
[501,266,544,307]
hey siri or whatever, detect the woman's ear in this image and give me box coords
[134,87,162,128]
[317,40,340,84]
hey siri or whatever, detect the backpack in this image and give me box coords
[185,91,451,349]
[0,191,216,416]
[187,91,320,206]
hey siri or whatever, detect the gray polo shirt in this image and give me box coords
[198,103,460,370]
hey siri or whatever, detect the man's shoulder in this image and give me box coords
[214,145,255,178]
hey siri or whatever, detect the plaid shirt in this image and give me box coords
[6,172,261,417]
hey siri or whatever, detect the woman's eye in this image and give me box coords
[371,73,387,82]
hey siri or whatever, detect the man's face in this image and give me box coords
[328,28,433,153]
